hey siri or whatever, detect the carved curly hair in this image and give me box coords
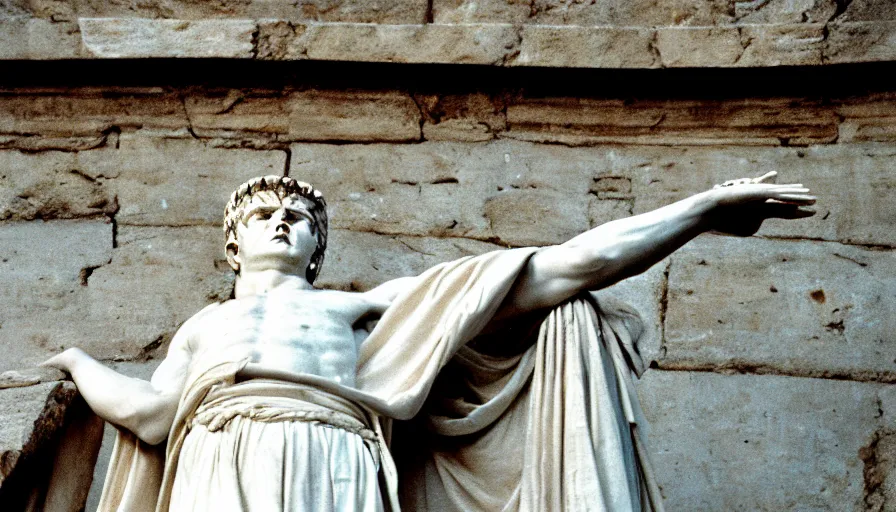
[223,175,328,283]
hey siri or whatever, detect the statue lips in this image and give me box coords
[272,233,291,245]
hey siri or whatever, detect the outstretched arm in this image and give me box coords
[41,321,196,445]
[498,172,815,316]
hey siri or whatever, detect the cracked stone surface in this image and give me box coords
[0,220,113,371]
[80,18,256,59]
[664,235,896,382]
[84,137,286,226]
[15,0,428,23]
[184,89,421,143]
[2,7,896,66]
[639,370,890,511]
[287,140,896,247]
[0,380,103,510]
[0,382,76,485]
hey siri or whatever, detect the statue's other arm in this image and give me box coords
[499,173,815,316]
[40,311,203,445]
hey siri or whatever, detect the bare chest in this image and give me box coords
[189,290,383,386]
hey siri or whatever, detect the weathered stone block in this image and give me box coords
[588,197,633,227]
[82,137,285,226]
[863,430,896,511]
[627,144,896,246]
[0,18,81,59]
[0,150,117,221]
[432,0,531,24]
[825,21,896,64]
[638,371,887,510]
[79,18,255,58]
[0,380,102,511]
[484,188,589,246]
[0,88,186,141]
[0,221,232,369]
[185,89,421,142]
[43,0,425,23]
[434,0,738,26]
[734,0,837,24]
[316,229,504,291]
[0,367,65,389]
[0,382,76,485]
[514,26,657,68]
[0,220,113,371]
[290,140,598,246]
[664,236,896,382]
[69,225,233,362]
[418,93,506,142]
[505,97,837,146]
[836,0,896,22]
[837,93,896,143]
[734,24,825,67]
[655,27,744,67]
[300,23,518,65]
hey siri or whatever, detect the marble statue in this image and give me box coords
[42,171,814,512]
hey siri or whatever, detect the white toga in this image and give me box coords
[96,249,663,512]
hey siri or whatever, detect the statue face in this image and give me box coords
[230,194,318,276]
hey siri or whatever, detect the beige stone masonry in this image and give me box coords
[664,235,896,382]
[2,16,896,67]
[288,140,896,248]
[0,87,421,149]
[299,23,519,65]
[0,151,117,221]
[79,18,255,59]
[0,220,113,371]
[433,0,847,26]
[0,18,82,59]
[624,144,896,246]
[83,137,286,226]
[639,370,890,510]
[185,90,421,142]
[504,97,839,147]
[6,89,896,153]
[13,0,427,24]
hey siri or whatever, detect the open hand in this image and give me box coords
[706,171,816,237]
[39,347,86,373]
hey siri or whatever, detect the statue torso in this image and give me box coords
[186,286,389,388]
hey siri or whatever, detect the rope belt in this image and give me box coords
[189,379,379,444]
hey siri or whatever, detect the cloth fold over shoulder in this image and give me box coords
[392,297,663,512]
[96,247,663,511]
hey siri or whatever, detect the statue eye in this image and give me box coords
[253,211,272,221]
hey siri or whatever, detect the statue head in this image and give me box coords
[224,175,328,283]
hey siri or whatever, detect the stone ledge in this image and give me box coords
[1,18,896,67]
[80,18,256,59]
[0,380,103,510]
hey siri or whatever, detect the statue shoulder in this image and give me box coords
[363,276,418,304]
[172,302,224,349]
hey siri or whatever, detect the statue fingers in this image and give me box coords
[768,192,816,204]
[752,171,778,184]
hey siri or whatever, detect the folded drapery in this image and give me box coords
[95,248,662,511]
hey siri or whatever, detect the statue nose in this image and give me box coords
[276,222,290,234]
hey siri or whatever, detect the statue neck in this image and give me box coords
[234,269,314,298]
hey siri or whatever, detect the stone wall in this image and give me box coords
[4,0,896,66]
[0,41,894,512]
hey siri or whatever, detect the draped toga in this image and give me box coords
[95,248,664,512]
